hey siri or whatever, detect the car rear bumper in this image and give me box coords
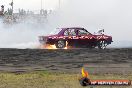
[39,36,47,44]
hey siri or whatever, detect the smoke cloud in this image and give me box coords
[47,0,132,48]
[0,18,51,49]
[0,0,132,48]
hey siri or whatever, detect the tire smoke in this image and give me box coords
[1,0,132,48]
[47,0,132,48]
[0,19,52,49]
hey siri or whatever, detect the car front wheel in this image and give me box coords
[55,40,66,49]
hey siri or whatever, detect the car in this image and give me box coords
[39,27,113,49]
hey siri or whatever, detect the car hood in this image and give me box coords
[93,34,111,37]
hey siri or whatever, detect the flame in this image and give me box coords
[44,44,68,49]
[44,44,57,49]
[82,67,89,78]
[64,47,68,49]
[40,41,69,49]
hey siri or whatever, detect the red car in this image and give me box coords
[39,27,113,49]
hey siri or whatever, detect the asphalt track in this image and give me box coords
[0,48,132,74]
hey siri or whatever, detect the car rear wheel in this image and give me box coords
[55,40,66,49]
[98,40,108,49]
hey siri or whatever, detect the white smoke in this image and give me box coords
[46,0,132,48]
[0,0,132,49]
[0,18,52,49]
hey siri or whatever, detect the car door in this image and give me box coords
[77,29,91,47]
[63,28,78,47]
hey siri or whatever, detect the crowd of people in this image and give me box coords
[0,4,52,24]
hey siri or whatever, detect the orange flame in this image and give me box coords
[41,44,68,49]
[45,44,57,49]
[40,41,69,49]
[45,41,68,49]
[82,67,89,78]
[40,44,56,49]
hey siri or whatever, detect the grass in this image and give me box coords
[0,71,131,88]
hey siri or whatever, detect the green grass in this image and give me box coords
[0,71,131,88]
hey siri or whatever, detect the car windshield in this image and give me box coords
[50,28,62,35]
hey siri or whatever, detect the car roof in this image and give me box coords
[58,27,90,35]
[60,27,84,29]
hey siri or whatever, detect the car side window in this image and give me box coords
[64,29,76,36]
[78,29,89,35]
[64,30,69,36]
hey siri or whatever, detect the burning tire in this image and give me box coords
[98,40,108,49]
[55,40,66,49]
[79,77,91,86]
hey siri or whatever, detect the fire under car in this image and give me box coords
[39,27,113,49]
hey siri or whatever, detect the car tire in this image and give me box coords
[55,40,66,49]
[98,40,108,49]
[79,77,91,86]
